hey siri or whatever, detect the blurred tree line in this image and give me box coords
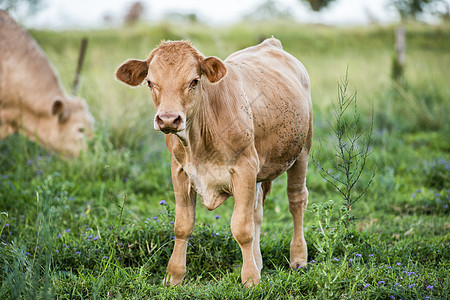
[0,0,448,24]
[300,0,449,21]
[0,0,41,11]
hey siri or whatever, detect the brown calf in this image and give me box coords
[116,38,312,286]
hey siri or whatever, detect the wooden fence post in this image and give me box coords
[72,38,88,96]
[392,26,406,82]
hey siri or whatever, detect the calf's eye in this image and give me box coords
[147,80,153,89]
[189,79,199,90]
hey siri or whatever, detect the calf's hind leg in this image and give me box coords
[287,150,309,269]
[252,181,271,273]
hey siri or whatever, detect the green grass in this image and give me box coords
[1,21,449,299]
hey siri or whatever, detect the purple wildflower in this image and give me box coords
[349,258,353,262]
[426,285,433,289]
[57,234,61,238]
[369,254,374,257]
[76,251,81,254]
[4,223,9,227]
[170,221,174,224]
[396,262,401,266]
[377,281,385,288]
[159,200,167,205]
[355,253,362,257]
[333,257,339,261]
[409,284,415,289]
[214,215,220,219]
[152,216,158,220]
[364,283,370,289]
[65,229,70,233]
[25,252,31,256]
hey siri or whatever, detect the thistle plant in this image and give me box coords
[313,70,375,241]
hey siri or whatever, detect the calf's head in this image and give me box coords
[49,96,95,157]
[116,41,226,134]
[28,96,94,157]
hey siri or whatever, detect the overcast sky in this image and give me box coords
[7,0,448,29]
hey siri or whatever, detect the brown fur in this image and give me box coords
[116,38,312,286]
[0,10,94,157]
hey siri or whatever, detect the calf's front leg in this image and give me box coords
[231,164,260,286]
[164,162,196,285]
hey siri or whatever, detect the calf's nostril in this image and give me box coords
[173,115,182,127]
[155,115,164,127]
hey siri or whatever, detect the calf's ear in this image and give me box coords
[51,97,65,116]
[116,59,148,86]
[200,57,227,83]
[52,97,70,123]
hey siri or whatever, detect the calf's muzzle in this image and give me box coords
[155,112,185,134]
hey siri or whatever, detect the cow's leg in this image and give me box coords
[253,183,264,272]
[231,162,259,286]
[164,162,196,285]
[253,181,271,273]
[287,150,309,269]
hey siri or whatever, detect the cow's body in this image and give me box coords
[166,38,312,211]
[0,10,94,156]
[116,38,312,286]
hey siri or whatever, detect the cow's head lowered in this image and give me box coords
[46,96,94,156]
[116,41,226,135]
[1,95,95,157]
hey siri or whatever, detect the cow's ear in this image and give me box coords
[52,97,65,115]
[116,59,148,86]
[52,97,70,123]
[200,57,227,83]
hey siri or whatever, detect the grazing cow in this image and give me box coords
[0,10,94,157]
[116,37,312,286]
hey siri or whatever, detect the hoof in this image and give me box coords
[290,261,307,270]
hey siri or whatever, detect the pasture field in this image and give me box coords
[0,20,449,299]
